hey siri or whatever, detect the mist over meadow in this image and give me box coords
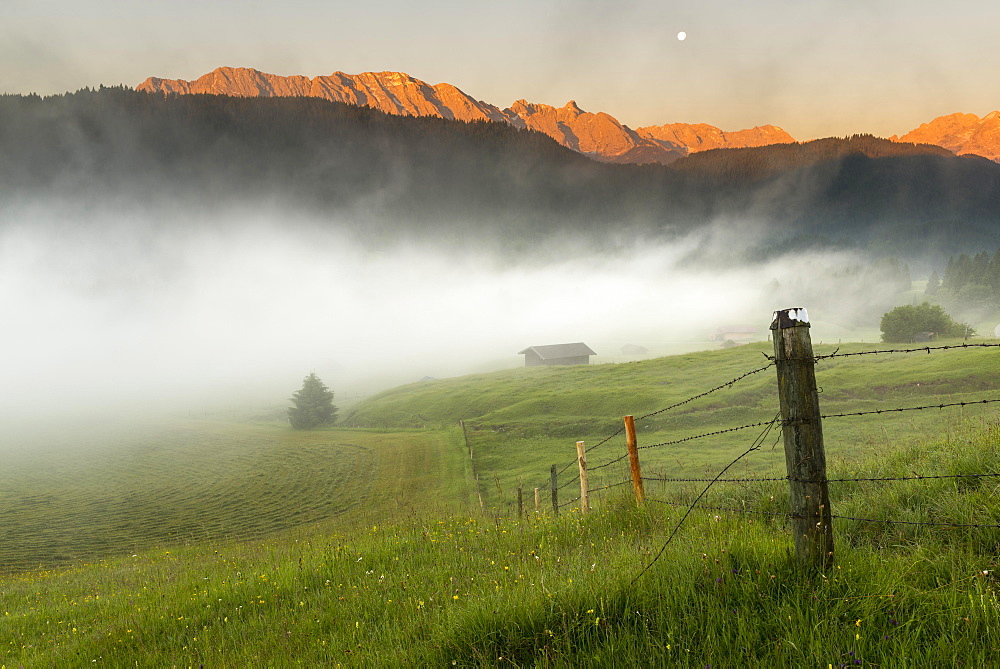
[3,89,983,427]
[0,199,910,426]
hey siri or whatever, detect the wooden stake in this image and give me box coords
[624,415,645,505]
[771,307,834,570]
[534,487,540,513]
[462,419,484,513]
[577,441,589,514]
[550,465,558,515]
[475,474,485,513]
[517,484,524,519]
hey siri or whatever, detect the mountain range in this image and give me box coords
[4,86,1000,264]
[137,67,795,165]
[137,66,1000,165]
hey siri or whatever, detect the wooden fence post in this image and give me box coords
[475,475,485,513]
[534,487,540,513]
[577,441,589,514]
[550,465,559,515]
[462,420,485,513]
[771,307,834,570]
[517,485,524,519]
[624,415,645,505]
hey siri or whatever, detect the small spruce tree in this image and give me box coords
[288,373,337,429]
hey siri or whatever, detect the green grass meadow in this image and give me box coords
[3,338,1000,665]
[0,421,472,573]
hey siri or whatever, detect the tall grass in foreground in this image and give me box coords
[3,420,999,666]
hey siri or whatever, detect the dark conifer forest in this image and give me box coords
[2,87,1000,259]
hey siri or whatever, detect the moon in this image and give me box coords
[677,31,687,41]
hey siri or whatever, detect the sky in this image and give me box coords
[3,0,1000,140]
[0,0,994,422]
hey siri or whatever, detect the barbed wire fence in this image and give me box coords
[534,360,781,514]
[478,311,1000,569]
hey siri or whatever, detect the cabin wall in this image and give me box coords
[523,351,544,366]
[548,355,589,366]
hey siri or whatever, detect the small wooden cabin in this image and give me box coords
[518,342,596,367]
[713,325,757,343]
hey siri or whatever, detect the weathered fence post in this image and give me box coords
[475,475,485,513]
[550,465,559,515]
[534,487,540,513]
[517,484,524,519]
[624,415,645,505]
[462,419,485,513]
[577,441,589,514]
[771,307,834,569]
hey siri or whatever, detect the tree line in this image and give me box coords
[925,248,1000,318]
[3,88,1000,259]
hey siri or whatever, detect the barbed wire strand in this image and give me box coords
[818,397,1000,421]
[817,342,1000,360]
[536,346,999,509]
[800,472,1000,484]
[642,471,1000,484]
[555,455,579,477]
[587,479,633,496]
[644,475,788,483]
[557,473,580,491]
[558,495,582,509]
[830,514,1000,529]
[631,413,781,585]
[645,497,794,518]
[637,418,780,450]
[549,360,777,479]
[589,452,630,472]
[641,500,1000,528]
[583,426,626,456]
[636,362,775,421]
[765,342,1000,363]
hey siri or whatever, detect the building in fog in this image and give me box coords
[713,325,757,344]
[518,342,596,367]
[620,344,649,355]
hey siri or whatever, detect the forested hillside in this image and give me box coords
[671,134,954,181]
[923,247,1000,323]
[3,88,1000,258]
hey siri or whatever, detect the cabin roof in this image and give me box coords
[517,342,596,359]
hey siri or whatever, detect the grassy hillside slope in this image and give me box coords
[344,339,1000,507]
[3,421,999,666]
[0,421,472,572]
[3,341,1000,665]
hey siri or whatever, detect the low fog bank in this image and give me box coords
[0,207,908,430]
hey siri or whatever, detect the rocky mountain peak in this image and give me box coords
[137,66,798,165]
[891,111,1000,161]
